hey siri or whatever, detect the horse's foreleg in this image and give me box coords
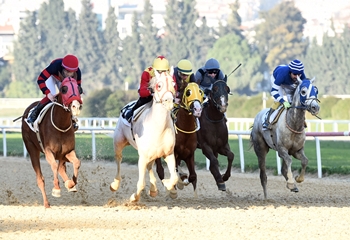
[147,160,158,197]
[220,145,234,182]
[203,148,224,190]
[44,151,61,197]
[163,153,178,199]
[185,155,197,192]
[64,151,80,192]
[279,153,298,192]
[293,149,309,183]
[130,157,147,202]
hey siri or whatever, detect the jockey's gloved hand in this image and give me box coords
[47,92,56,102]
[283,101,291,109]
[78,85,84,94]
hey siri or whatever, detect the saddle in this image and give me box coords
[121,101,152,123]
[269,106,284,125]
[26,103,54,133]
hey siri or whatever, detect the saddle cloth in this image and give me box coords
[121,101,152,125]
[26,103,53,132]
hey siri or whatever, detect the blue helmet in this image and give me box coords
[204,58,220,70]
[288,59,304,75]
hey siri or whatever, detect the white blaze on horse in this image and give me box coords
[110,70,179,202]
[250,77,320,199]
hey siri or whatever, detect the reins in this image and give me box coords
[50,102,72,132]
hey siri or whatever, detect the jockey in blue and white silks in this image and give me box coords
[262,59,306,129]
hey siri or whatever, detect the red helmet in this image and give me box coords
[62,54,79,72]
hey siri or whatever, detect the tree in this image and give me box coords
[207,33,263,95]
[217,0,242,38]
[162,0,201,65]
[82,88,112,117]
[139,0,160,69]
[11,11,43,97]
[101,6,122,90]
[255,1,308,72]
[119,12,143,89]
[76,0,105,94]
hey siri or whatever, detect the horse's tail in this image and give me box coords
[248,124,254,150]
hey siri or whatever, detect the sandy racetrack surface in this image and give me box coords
[0,156,350,239]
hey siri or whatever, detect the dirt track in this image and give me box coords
[0,157,350,239]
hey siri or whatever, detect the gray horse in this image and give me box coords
[250,77,320,199]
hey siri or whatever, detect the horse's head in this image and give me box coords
[208,79,230,113]
[150,71,176,111]
[181,82,204,117]
[294,77,320,116]
[60,77,83,117]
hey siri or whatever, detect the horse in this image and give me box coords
[21,77,83,208]
[155,82,204,195]
[196,78,234,191]
[110,71,179,202]
[250,77,320,199]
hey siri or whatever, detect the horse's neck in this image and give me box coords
[51,103,72,126]
[285,106,305,129]
[147,102,172,128]
[176,108,196,130]
[206,100,223,120]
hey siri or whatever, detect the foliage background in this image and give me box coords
[0,0,349,118]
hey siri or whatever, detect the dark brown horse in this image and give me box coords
[196,78,234,191]
[21,77,83,208]
[155,82,204,196]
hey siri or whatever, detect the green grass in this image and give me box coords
[1,133,350,175]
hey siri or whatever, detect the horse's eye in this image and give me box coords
[186,89,191,97]
[157,82,163,91]
[61,86,68,94]
[300,87,307,96]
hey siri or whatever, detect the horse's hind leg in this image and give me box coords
[155,158,164,181]
[110,137,128,192]
[252,135,269,199]
[293,148,309,183]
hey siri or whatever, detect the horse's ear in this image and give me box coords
[169,66,174,76]
[297,75,302,84]
[310,77,316,83]
[224,75,227,82]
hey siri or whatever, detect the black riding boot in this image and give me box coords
[27,102,46,124]
[262,108,274,129]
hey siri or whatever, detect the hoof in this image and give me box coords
[287,182,296,190]
[110,180,120,192]
[217,182,226,191]
[130,193,140,202]
[149,190,158,197]
[169,189,178,199]
[295,175,304,183]
[290,187,299,193]
[52,188,61,198]
[65,180,77,192]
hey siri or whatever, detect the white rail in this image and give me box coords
[1,117,350,179]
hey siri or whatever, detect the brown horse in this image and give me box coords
[155,82,204,195]
[21,77,83,208]
[196,78,234,191]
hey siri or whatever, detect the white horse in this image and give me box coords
[250,77,320,199]
[110,71,178,202]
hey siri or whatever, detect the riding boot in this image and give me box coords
[27,102,46,124]
[125,109,134,122]
[262,108,274,129]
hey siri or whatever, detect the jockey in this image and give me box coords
[194,58,225,97]
[26,54,83,130]
[262,59,306,129]
[173,59,197,105]
[124,55,173,121]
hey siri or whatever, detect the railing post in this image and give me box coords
[2,129,6,157]
[91,130,96,162]
[238,134,245,173]
[276,152,281,175]
[315,137,322,178]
